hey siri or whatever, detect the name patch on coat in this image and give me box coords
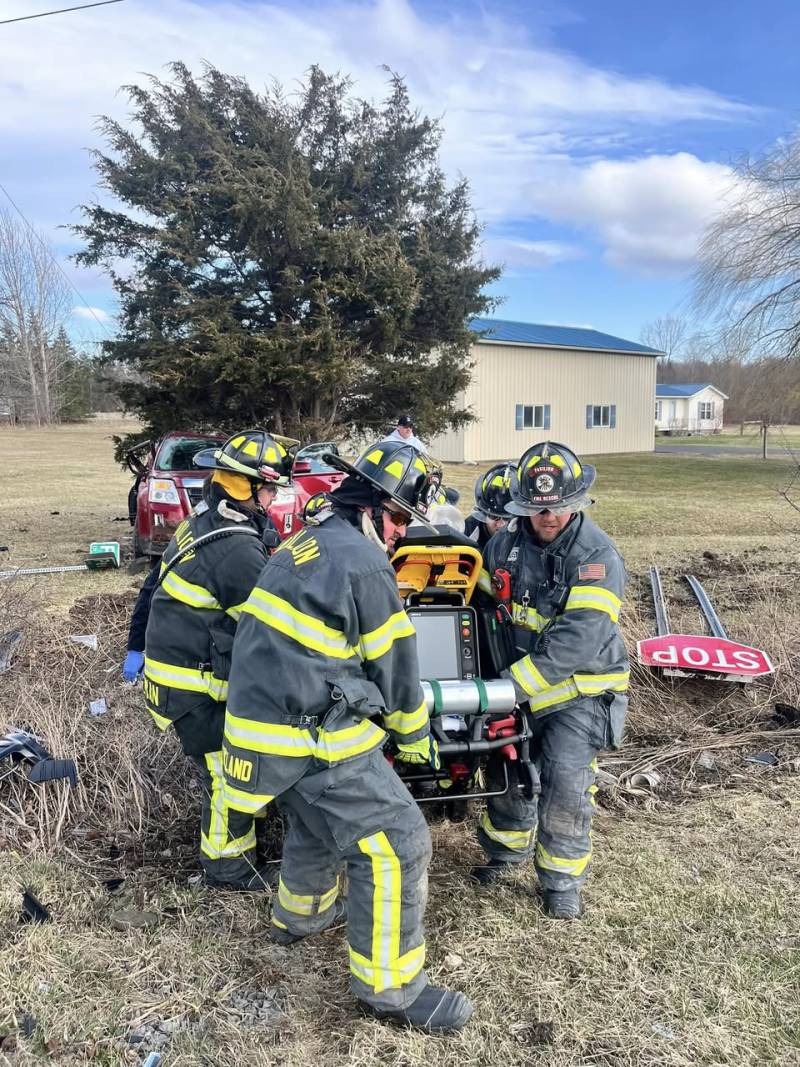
[578,563,606,581]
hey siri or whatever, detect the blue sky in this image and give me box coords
[0,0,795,347]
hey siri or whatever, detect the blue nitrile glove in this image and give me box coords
[395,735,441,771]
[123,650,144,683]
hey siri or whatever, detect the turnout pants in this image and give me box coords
[478,695,625,892]
[145,683,257,879]
[271,748,432,1012]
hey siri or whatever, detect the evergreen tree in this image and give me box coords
[73,64,499,456]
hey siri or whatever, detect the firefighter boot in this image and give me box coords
[269,898,347,946]
[360,983,474,1034]
[542,888,582,919]
[469,859,508,886]
[204,865,279,892]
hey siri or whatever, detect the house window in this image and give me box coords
[586,404,616,429]
[698,401,714,420]
[655,400,663,421]
[515,404,550,430]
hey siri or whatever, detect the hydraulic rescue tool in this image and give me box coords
[389,527,536,817]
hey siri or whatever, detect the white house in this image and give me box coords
[654,383,728,434]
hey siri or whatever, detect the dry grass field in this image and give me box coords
[1,419,799,1066]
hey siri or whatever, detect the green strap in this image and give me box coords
[427,678,443,717]
[473,676,489,714]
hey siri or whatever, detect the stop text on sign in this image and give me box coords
[637,634,773,677]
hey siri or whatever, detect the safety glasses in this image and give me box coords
[382,505,412,527]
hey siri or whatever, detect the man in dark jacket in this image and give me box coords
[473,442,628,920]
[143,429,286,889]
[221,440,474,1034]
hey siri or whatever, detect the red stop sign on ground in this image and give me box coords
[638,634,773,677]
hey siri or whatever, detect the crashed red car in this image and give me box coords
[127,433,344,559]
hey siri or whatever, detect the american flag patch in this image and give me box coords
[578,563,606,581]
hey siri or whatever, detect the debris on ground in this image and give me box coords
[743,751,779,766]
[89,697,108,717]
[0,629,22,672]
[510,1019,556,1045]
[20,889,51,924]
[651,1022,678,1040]
[223,988,285,1028]
[443,952,464,969]
[69,634,99,651]
[0,729,78,787]
[112,909,160,931]
[774,703,800,726]
[696,751,717,771]
[629,769,662,792]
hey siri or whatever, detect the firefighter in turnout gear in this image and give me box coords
[143,429,288,890]
[473,442,628,919]
[464,462,513,549]
[221,440,474,1033]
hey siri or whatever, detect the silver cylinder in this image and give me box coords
[421,678,517,716]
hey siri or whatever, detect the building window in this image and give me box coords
[655,400,663,421]
[515,404,550,430]
[586,404,617,429]
[698,401,714,420]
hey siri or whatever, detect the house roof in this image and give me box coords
[469,317,662,356]
[655,383,729,399]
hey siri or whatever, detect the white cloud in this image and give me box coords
[72,305,110,321]
[0,0,755,277]
[525,152,739,272]
[481,236,583,269]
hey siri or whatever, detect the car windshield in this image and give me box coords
[294,442,339,474]
[156,436,222,472]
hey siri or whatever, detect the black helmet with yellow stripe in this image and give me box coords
[194,429,291,507]
[326,440,442,525]
[507,441,595,516]
[474,463,513,519]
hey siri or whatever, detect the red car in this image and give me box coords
[127,432,344,559]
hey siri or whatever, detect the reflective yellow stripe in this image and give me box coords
[277,878,339,916]
[200,752,257,859]
[535,842,591,877]
[574,670,630,694]
[359,610,416,661]
[272,917,288,930]
[224,713,386,762]
[479,811,533,851]
[243,588,358,660]
[349,943,425,991]
[383,699,429,737]
[221,780,274,814]
[144,657,227,701]
[565,585,621,623]
[527,678,580,712]
[357,831,403,994]
[160,568,221,611]
[510,655,550,695]
[511,601,550,632]
[226,600,247,622]
[147,707,171,731]
[477,569,493,594]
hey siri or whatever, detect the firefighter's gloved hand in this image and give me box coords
[123,650,144,683]
[395,736,440,771]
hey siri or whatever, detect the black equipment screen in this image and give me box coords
[409,606,478,681]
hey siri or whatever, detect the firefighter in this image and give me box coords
[473,442,628,920]
[221,440,474,1033]
[143,429,287,890]
[464,462,513,549]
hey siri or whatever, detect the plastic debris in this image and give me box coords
[443,952,464,969]
[20,890,50,924]
[629,769,662,792]
[69,634,98,651]
[743,751,778,766]
[89,697,108,717]
[28,759,77,787]
[0,630,23,673]
[696,751,717,771]
[103,877,126,893]
[112,909,159,931]
[651,1022,677,1040]
[18,1014,36,1038]
[142,1055,163,1067]
[0,730,77,787]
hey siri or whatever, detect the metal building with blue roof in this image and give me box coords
[429,317,663,461]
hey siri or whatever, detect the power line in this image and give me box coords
[0,1,125,26]
[0,180,114,339]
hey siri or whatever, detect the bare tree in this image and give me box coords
[695,137,800,357]
[640,313,689,363]
[0,207,71,423]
